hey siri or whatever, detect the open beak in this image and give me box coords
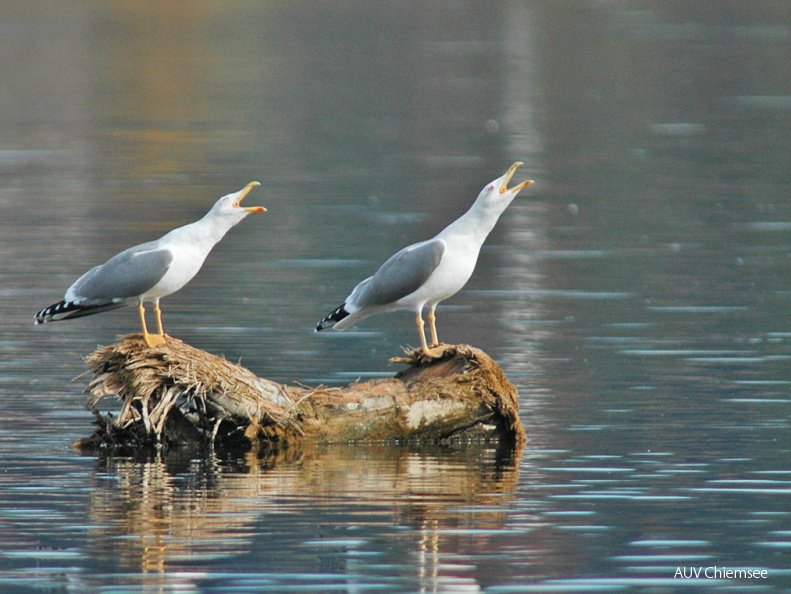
[499,162,534,194]
[234,181,266,212]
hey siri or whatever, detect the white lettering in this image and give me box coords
[700,566,769,579]
[675,567,702,579]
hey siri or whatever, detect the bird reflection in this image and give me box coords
[85,444,523,590]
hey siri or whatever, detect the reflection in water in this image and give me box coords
[3,1,791,590]
[92,3,211,182]
[86,444,522,591]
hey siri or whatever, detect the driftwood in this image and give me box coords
[75,334,526,452]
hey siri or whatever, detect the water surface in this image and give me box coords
[1,2,790,591]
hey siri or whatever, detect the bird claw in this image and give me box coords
[390,343,454,365]
[421,343,452,359]
[143,333,167,348]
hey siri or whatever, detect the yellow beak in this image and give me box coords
[234,181,266,212]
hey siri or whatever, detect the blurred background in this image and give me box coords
[1,1,790,591]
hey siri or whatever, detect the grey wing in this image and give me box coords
[353,239,446,308]
[68,242,174,303]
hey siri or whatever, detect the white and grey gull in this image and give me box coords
[316,162,534,354]
[34,181,265,346]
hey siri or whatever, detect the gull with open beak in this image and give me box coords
[35,181,265,346]
[316,163,534,355]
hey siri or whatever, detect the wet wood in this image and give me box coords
[75,334,526,452]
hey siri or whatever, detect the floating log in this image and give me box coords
[75,335,526,452]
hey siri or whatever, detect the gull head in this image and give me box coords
[476,162,534,208]
[210,181,266,223]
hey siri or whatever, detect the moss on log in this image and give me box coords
[75,334,526,453]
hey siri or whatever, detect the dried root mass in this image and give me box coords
[76,335,526,453]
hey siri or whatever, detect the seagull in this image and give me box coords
[34,181,265,347]
[316,162,534,355]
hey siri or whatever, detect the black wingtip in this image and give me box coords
[315,303,349,332]
[34,300,70,325]
[34,299,126,324]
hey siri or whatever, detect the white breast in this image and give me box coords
[141,234,213,301]
[394,239,479,309]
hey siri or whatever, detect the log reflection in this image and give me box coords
[86,443,522,589]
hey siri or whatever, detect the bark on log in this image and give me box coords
[75,334,526,452]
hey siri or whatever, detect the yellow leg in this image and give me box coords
[138,301,165,347]
[416,312,430,355]
[154,300,165,337]
[138,302,152,345]
[428,306,439,347]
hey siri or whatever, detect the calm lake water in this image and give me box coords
[2,1,791,592]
